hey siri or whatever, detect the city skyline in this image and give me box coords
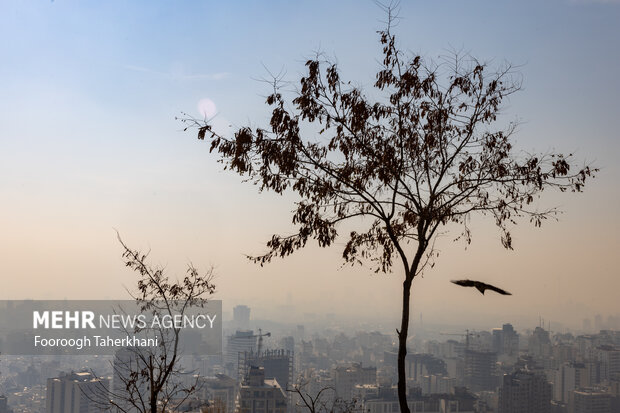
[2,314,620,412]
[1,0,619,331]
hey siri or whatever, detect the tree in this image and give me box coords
[98,235,216,413]
[183,9,595,413]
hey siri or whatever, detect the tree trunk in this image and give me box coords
[397,236,426,413]
[397,276,413,413]
[150,354,157,413]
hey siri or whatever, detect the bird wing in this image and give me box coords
[451,279,512,295]
[451,279,475,287]
[483,282,512,295]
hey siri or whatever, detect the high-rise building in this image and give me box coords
[233,305,251,330]
[493,324,519,357]
[464,349,498,392]
[226,331,257,376]
[498,370,552,413]
[553,362,592,404]
[237,366,287,413]
[569,389,611,413]
[598,346,620,382]
[46,371,109,413]
[529,327,552,359]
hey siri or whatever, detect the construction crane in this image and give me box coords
[440,329,478,350]
[248,328,271,356]
[238,329,272,382]
[257,328,271,356]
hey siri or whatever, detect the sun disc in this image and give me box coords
[197,98,217,119]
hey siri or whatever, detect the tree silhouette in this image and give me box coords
[184,8,595,413]
[93,235,216,413]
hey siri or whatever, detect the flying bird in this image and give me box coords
[451,279,512,296]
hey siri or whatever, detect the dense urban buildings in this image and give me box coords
[2,307,620,413]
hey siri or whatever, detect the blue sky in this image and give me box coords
[1,0,619,330]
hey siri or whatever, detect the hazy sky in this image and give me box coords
[1,0,619,331]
